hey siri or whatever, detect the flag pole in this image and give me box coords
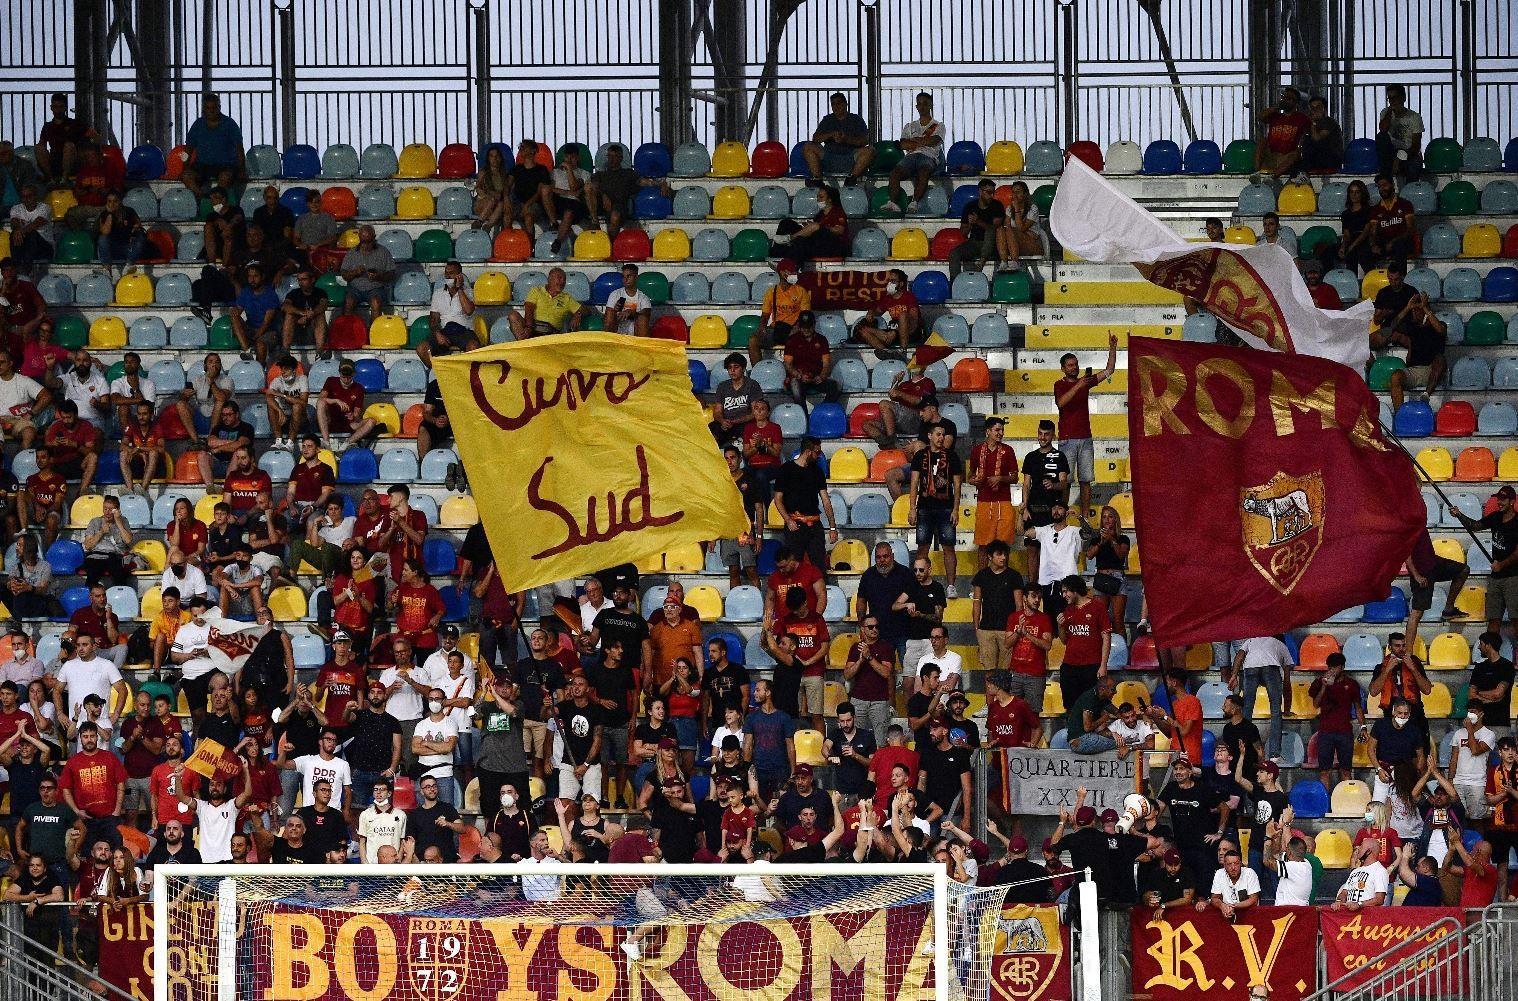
[1377,419,1495,563]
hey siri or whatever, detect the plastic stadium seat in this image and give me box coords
[1428,632,1471,670]
[1066,140,1102,171]
[1424,137,1463,173]
[1196,681,1230,718]
[1363,587,1410,623]
[1023,140,1062,176]
[353,143,397,179]
[650,314,688,342]
[1236,183,1275,215]
[1459,136,1501,172]
[985,140,1024,174]
[869,449,907,483]
[710,141,750,177]
[927,228,965,263]
[1451,356,1491,390]
[748,140,787,179]
[112,273,153,307]
[710,185,751,219]
[1313,828,1354,869]
[1180,139,1221,174]
[971,313,1008,346]
[1413,446,1453,480]
[991,270,1032,303]
[829,444,870,483]
[630,141,672,178]
[1435,401,1477,436]
[280,144,319,179]
[1442,266,1483,301]
[566,230,607,262]
[664,142,708,179]
[1413,222,1459,259]
[1320,268,1358,304]
[45,188,78,220]
[1333,137,1376,175]
[722,228,765,263]
[1452,446,1496,481]
[356,185,395,220]
[709,271,750,305]
[1275,182,1315,215]
[125,143,167,181]
[1498,359,1518,389]
[911,270,949,305]
[1142,140,1182,175]
[434,186,473,220]
[669,186,711,220]
[1284,779,1329,820]
[950,358,991,391]
[1460,223,1501,258]
[435,142,476,179]
[1327,779,1372,819]
[1224,225,1256,245]
[1439,180,1479,215]
[1483,266,1518,302]
[844,227,885,261]
[1479,403,1518,436]
[1482,181,1518,214]
[1297,633,1341,669]
[808,403,847,439]
[771,403,806,437]
[394,186,435,220]
[394,142,436,179]
[683,314,725,349]
[1392,400,1435,438]
[1222,139,1257,174]
[88,316,127,350]
[890,228,929,261]
[127,317,168,351]
[939,139,981,174]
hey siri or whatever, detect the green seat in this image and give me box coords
[1298,225,1338,260]
[1437,180,1478,216]
[869,187,906,216]
[1465,310,1505,346]
[730,228,770,262]
[106,361,126,381]
[636,272,670,305]
[991,270,1032,303]
[556,143,592,170]
[414,228,454,263]
[870,141,903,176]
[1367,355,1404,391]
[1032,184,1057,216]
[208,316,239,350]
[729,314,761,348]
[1425,138,1463,174]
[1222,139,1257,174]
[54,229,95,265]
[1450,683,1469,722]
[407,315,431,347]
[55,315,88,349]
[581,312,605,331]
[196,196,215,221]
[316,273,346,303]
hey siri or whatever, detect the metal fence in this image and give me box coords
[0,905,133,1001]
[0,0,1513,156]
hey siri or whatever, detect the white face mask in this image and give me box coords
[428,700,444,714]
[1364,810,1377,823]
[886,281,901,295]
[1392,716,1408,729]
[374,796,390,810]
[1467,713,1480,725]
[502,793,516,808]
[784,273,798,285]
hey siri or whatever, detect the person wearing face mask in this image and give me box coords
[1370,634,1432,750]
[172,751,252,863]
[488,781,532,861]
[1368,698,1425,773]
[771,183,849,267]
[356,778,408,864]
[749,259,811,364]
[1447,704,1495,827]
[412,689,460,807]
[853,269,921,361]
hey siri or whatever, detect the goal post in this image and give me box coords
[153,863,1014,1001]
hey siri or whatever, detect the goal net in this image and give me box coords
[153,863,1014,1001]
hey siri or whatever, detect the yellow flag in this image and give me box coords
[432,334,749,593]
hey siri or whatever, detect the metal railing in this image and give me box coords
[1307,904,1518,1001]
[0,906,134,1001]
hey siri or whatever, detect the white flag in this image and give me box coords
[1050,156,1373,371]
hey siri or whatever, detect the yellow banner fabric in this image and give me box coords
[432,334,749,593]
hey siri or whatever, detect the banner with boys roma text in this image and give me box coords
[1319,907,1466,993]
[989,904,1071,1001]
[433,335,749,593]
[1128,338,1424,646]
[799,268,895,310]
[1131,906,1317,1000]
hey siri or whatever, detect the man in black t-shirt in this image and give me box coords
[591,585,651,669]
[948,179,1010,276]
[1137,849,1198,910]
[1219,694,1264,778]
[705,638,750,718]
[295,779,351,861]
[142,820,203,869]
[909,424,964,595]
[419,378,453,458]
[407,774,466,862]
[1159,757,1224,879]
[554,676,604,801]
[1469,631,1516,728]
[899,558,947,688]
[506,140,550,235]
[512,629,568,776]
[1384,289,1448,410]
[1457,487,1518,635]
[774,436,836,576]
[1020,421,1070,529]
[917,715,971,829]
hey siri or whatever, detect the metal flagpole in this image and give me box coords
[1378,419,1494,563]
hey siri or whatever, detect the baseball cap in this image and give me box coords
[441,624,460,639]
[1099,808,1119,825]
[1163,849,1183,866]
[1497,485,1516,500]
[332,629,353,643]
[797,309,816,327]
[721,734,741,751]
[794,763,813,777]
[1075,806,1097,825]
[1009,835,1029,853]
[662,775,685,789]
[777,258,799,273]
[1042,838,1058,853]
[1261,761,1281,778]
[947,691,969,706]
[657,737,677,750]
[1173,754,1192,767]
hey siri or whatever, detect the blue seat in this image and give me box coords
[839,185,869,217]
[256,447,294,480]
[277,186,310,218]
[1441,267,1482,302]
[822,585,848,621]
[357,185,396,220]
[1481,180,1518,214]
[1314,181,1347,216]
[1024,140,1063,175]
[1401,180,1437,215]
[1393,401,1435,436]
[1182,313,1218,342]
[36,274,72,305]
[419,448,457,483]
[1182,140,1222,174]
[870,359,906,390]
[751,185,790,219]
[913,187,949,216]
[378,450,419,482]
[126,143,167,181]
[291,632,327,668]
[56,585,91,619]
[436,186,474,220]
[227,359,263,393]
[849,491,890,528]
[245,144,280,178]
[671,186,711,219]
[1196,681,1230,718]
[1482,266,1518,302]
[1341,633,1381,670]
[452,229,491,262]
[1325,604,1363,623]
[725,585,763,622]
[149,492,188,529]
[1288,779,1330,819]
[591,270,623,306]
[1362,587,1409,623]
[123,187,159,221]
[1445,491,1484,527]
[939,402,970,435]
[337,447,378,484]
[947,184,979,219]
[158,187,198,221]
[1450,355,1491,390]
[808,403,846,439]
[971,313,1008,345]
[933,314,970,347]
[1463,137,1502,172]
[423,538,458,576]
[690,229,729,262]
[387,357,428,394]
[282,144,320,179]
[1344,138,1379,174]
[751,359,785,393]
[438,585,469,621]
[93,451,125,485]
[668,271,709,305]
[911,270,949,305]
[851,228,888,261]
[1324,268,1361,303]
[814,313,848,346]
[1141,140,1182,175]
[147,360,185,394]
[9,449,37,481]
[1505,137,1518,171]
[1421,223,1461,258]
[359,143,399,178]
[153,272,191,307]
[951,272,990,302]
[633,188,671,219]
[633,142,672,178]
[772,403,807,437]
[1481,404,1518,436]
[947,140,985,174]
[74,274,112,306]
[392,272,434,305]
[833,358,869,393]
[688,359,709,392]
[167,316,209,350]
[106,585,140,620]
[1237,183,1276,215]
[710,272,751,305]
[560,271,591,302]
[46,541,85,576]
[320,143,359,179]
[129,316,168,349]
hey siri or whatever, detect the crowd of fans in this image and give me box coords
[0,83,1514,977]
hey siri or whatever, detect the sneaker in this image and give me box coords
[844,173,863,187]
[1439,605,1461,620]
[334,440,349,454]
[550,237,564,256]
[873,347,908,362]
[805,177,822,189]
[190,304,213,323]
[239,349,256,361]
[905,200,921,214]
[620,941,641,963]
[445,462,461,492]
[946,583,958,598]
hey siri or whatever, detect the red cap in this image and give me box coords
[1099,808,1119,824]
[1009,835,1029,853]
[794,763,813,777]
[777,258,799,273]
[1075,806,1097,825]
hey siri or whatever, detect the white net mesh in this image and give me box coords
[155,865,1012,1001]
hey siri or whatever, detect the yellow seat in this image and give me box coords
[1113,680,1150,709]
[88,316,128,350]
[267,585,308,621]
[1095,457,1128,484]
[1044,281,1183,306]
[1041,684,1066,718]
[710,185,751,219]
[1428,633,1471,669]
[316,448,338,473]
[663,543,705,574]
[572,229,612,261]
[689,314,729,348]
[828,633,858,668]
[368,315,409,348]
[1498,447,1518,481]
[1360,268,1390,301]
[69,494,105,529]
[363,403,401,437]
[651,228,692,262]
[1455,584,1487,620]
[1182,644,1212,672]
[1276,183,1317,215]
[1288,680,1318,718]
[1107,491,1135,529]
[395,142,438,178]
[1414,447,1453,481]
[710,141,750,178]
[471,271,511,306]
[828,538,869,574]
[459,632,480,664]
[1328,779,1371,818]
[131,540,167,574]
[1431,538,1466,563]
[942,598,974,624]
[823,680,849,717]
[829,446,869,483]
[528,776,545,802]
[338,229,361,249]
[986,140,1025,175]
[47,189,78,219]
[766,499,785,529]
[136,587,162,622]
[1025,324,1178,348]
[888,494,912,527]
[686,585,724,621]
[463,777,481,815]
[1148,732,1173,769]
[889,227,930,261]
[394,186,435,219]
[0,231,10,260]
[1353,733,1373,765]
[439,495,480,528]
[1423,682,1453,718]
[114,274,153,307]
[793,728,825,765]
[1460,223,1502,259]
[1223,225,1257,245]
[1315,828,1354,868]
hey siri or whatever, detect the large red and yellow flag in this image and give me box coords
[433,334,749,592]
[1128,339,1423,646]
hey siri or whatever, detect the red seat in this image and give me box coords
[1127,635,1160,671]
[1434,400,1477,437]
[847,402,881,438]
[100,145,127,187]
[164,144,190,180]
[612,229,651,262]
[651,314,688,342]
[320,185,357,220]
[1504,224,1518,259]
[491,228,531,262]
[949,358,991,391]
[868,448,907,483]
[310,246,346,275]
[327,314,368,350]
[748,140,789,179]
[143,229,175,263]
[391,776,418,811]
[1067,140,1103,171]
[436,143,477,179]
[930,228,967,261]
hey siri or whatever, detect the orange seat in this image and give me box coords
[491,228,531,262]
[320,185,358,220]
[1297,633,1341,669]
[119,825,153,861]
[869,449,908,482]
[401,403,424,438]
[171,450,210,484]
[1452,446,1497,482]
[848,403,881,438]
[950,358,991,391]
[143,229,175,263]
[327,314,368,350]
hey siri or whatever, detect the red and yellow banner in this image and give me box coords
[99,903,154,1000]
[433,335,748,593]
[799,269,894,310]
[990,905,1070,1001]
[1320,907,1466,992]
[1130,906,1317,1001]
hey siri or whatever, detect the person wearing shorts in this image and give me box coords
[1455,485,1518,635]
[909,423,964,595]
[508,267,587,339]
[749,258,811,364]
[885,92,944,211]
[1053,336,1115,517]
[339,225,395,319]
[1405,528,1469,638]
[971,417,1019,553]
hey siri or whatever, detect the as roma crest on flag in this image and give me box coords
[990,905,1070,1001]
[1240,470,1325,594]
